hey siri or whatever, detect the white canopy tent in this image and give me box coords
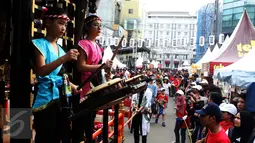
[209,35,230,62]
[215,47,255,73]
[103,46,127,69]
[203,44,220,63]
[135,57,143,68]
[198,36,230,67]
[151,60,160,68]
[183,60,190,66]
[195,47,212,68]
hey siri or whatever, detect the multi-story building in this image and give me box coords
[195,3,214,62]
[121,0,145,39]
[97,0,127,44]
[222,0,255,35]
[143,11,197,69]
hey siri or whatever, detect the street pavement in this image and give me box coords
[124,97,190,143]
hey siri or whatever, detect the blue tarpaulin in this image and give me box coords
[214,70,255,112]
[246,83,255,112]
[214,70,255,88]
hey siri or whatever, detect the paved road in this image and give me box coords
[123,97,190,143]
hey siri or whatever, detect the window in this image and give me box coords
[160,24,164,28]
[223,0,233,3]
[233,13,242,20]
[172,39,176,47]
[185,25,188,29]
[166,31,169,35]
[149,24,153,28]
[178,32,181,36]
[128,9,133,14]
[185,32,188,36]
[177,39,181,45]
[178,24,181,29]
[182,39,185,45]
[190,38,195,46]
[164,39,168,47]
[160,39,163,46]
[149,31,152,34]
[167,24,171,28]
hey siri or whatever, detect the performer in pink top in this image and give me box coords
[72,15,113,143]
[77,15,112,97]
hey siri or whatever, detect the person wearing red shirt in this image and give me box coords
[219,103,237,131]
[155,88,168,127]
[195,102,230,143]
[173,90,189,143]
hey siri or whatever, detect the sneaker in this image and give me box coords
[155,118,158,124]
[162,122,166,127]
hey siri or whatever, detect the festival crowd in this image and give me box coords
[112,68,255,143]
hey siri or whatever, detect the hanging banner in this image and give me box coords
[209,35,215,45]
[219,34,225,44]
[106,37,111,46]
[122,38,127,47]
[199,36,205,46]
[99,36,104,45]
[130,38,135,47]
[114,37,119,46]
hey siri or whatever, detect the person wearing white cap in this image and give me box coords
[200,79,208,85]
[173,90,188,143]
[219,103,237,131]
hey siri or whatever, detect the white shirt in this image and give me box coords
[163,83,171,95]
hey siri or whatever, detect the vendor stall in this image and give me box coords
[204,10,255,75]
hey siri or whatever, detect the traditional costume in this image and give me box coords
[32,38,71,143]
[131,87,152,143]
[72,17,104,143]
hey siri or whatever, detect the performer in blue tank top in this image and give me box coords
[32,7,80,143]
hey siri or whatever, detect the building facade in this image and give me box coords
[195,3,214,62]
[222,0,255,35]
[121,0,145,39]
[143,11,197,69]
[97,0,127,43]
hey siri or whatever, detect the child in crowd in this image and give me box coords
[155,88,169,127]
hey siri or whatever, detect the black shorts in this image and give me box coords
[33,101,71,143]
